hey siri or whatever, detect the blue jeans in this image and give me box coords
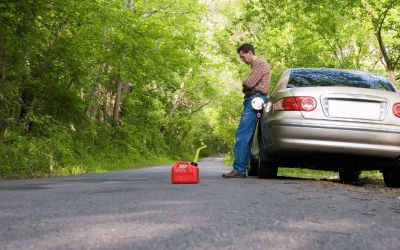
[233,94,268,174]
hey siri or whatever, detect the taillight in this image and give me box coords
[392,103,400,118]
[274,96,317,112]
[297,97,317,111]
[274,97,299,111]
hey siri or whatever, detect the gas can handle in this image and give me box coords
[175,161,189,168]
[175,161,189,165]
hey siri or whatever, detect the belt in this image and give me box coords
[245,92,264,98]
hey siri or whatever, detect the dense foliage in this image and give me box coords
[0,0,399,179]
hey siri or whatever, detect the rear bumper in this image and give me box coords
[263,119,400,159]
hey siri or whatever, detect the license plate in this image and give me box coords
[328,99,381,120]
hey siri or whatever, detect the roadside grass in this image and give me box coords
[0,126,208,181]
[223,152,235,167]
[1,154,177,181]
[279,168,339,179]
[223,153,383,179]
[278,168,383,179]
[360,171,383,179]
[52,155,176,178]
[0,129,192,181]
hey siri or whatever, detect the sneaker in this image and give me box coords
[222,171,246,178]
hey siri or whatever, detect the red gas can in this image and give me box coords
[171,161,199,184]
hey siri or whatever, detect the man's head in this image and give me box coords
[237,43,256,65]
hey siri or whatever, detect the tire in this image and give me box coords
[247,157,259,176]
[258,161,278,179]
[339,170,361,183]
[383,170,400,188]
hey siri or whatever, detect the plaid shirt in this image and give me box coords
[242,57,271,98]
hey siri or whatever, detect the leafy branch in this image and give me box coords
[144,1,190,18]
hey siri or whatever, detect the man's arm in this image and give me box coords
[242,60,270,89]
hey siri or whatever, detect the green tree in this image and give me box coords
[221,0,400,86]
[362,0,400,83]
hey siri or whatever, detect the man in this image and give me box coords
[222,43,271,178]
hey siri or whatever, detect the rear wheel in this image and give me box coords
[383,170,400,188]
[258,161,278,179]
[247,149,260,176]
[247,154,259,176]
[339,170,361,183]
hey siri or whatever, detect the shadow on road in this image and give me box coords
[248,175,400,196]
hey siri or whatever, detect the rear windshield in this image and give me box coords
[287,69,396,92]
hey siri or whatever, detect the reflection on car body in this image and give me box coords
[249,68,400,188]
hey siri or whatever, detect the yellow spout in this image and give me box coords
[193,145,207,163]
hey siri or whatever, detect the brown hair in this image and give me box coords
[237,43,256,55]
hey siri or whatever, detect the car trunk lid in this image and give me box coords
[286,86,400,125]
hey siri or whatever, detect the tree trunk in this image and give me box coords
[0,14,5,130]
[99,94,107,123]
[20,83,36,134]
[93,97,98,120]
[113,79,123,123]
[0,14,5,81]
[375,27,396,83]
[84,89,97,116]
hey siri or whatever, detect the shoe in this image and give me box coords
[222,171,246,178]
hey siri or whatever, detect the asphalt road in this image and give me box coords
[1,155,400,250]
